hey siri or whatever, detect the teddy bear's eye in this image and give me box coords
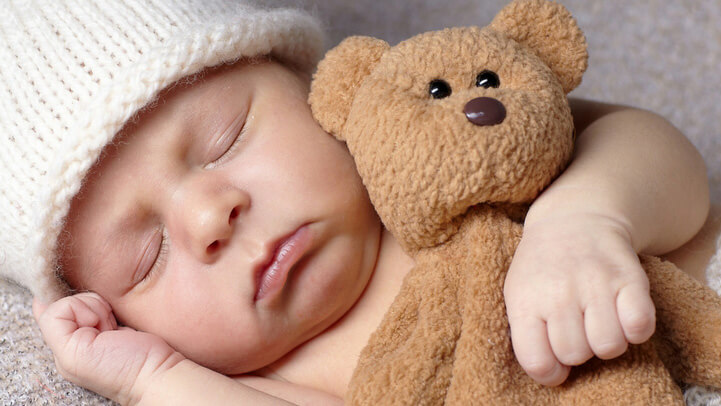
[475,70,500,88]
[429,79,452,99]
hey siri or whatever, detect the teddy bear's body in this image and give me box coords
[309,0,721,404]
[351,204,720,404]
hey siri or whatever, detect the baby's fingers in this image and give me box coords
[32,297,48,321]
[37,293,116,351]
[509,315,570,386]
[547,310,593,366]
[616,279,656,344]
[584,298,627,359]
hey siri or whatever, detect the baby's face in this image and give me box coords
[59,60,381,374]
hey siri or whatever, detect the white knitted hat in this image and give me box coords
[0,0,324,302]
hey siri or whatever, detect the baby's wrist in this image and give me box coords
[128,352,187,406]
[524,196,643,252]
[525,188,636,247]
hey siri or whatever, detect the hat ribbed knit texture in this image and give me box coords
[0,0,324,302]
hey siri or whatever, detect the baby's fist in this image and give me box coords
[34,292,184,405]
[504,213,656,386]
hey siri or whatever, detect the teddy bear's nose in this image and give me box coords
[464,97,506,126]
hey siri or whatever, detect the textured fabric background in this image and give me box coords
[2,0,720,403]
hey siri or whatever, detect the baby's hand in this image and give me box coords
[34,292,185,405]
[503,212,656,386]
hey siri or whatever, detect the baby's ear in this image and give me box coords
[309,36,390,140]
[490,0,588,93]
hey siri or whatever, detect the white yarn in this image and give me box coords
[686,385,721,406]
[0,0,324,302]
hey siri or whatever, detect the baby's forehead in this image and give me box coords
[161,57,267,99]
[117,62,254,145]
[142,65,240,120]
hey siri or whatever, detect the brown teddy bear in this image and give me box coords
[309,0,721,404]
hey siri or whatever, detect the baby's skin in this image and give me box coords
[34,59,709,405]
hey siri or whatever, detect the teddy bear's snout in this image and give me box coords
[463,97,506,126]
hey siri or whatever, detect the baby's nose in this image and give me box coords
[464,97,506,126]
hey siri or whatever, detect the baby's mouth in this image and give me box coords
[253,225,312,302]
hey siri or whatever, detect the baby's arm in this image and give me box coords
[504,98,710,386]
[141,362,343,405]
[35,293,342,405]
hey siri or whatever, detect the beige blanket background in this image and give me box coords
[1,0,719,403]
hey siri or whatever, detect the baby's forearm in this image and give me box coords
[526,100,709,255]
[137,360,291,406]
[138,359,342,406]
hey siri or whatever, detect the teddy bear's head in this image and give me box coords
[310,0,587,251]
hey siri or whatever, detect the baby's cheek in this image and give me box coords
[156,300,264,374]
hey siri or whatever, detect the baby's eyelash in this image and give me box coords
[208,120,248,168]
[223,125,247,160]
[142,228,169,283]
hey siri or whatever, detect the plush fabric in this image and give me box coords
[2,0,720,403]
[309,1,721,404]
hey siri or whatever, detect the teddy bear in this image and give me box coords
[309,0,721,404]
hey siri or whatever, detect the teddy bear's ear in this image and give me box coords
[490,0,588,93]
[309,36,390,139]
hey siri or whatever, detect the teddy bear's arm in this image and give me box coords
[645,255,721,388]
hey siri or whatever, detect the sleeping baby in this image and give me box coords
[0,0,710,404]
